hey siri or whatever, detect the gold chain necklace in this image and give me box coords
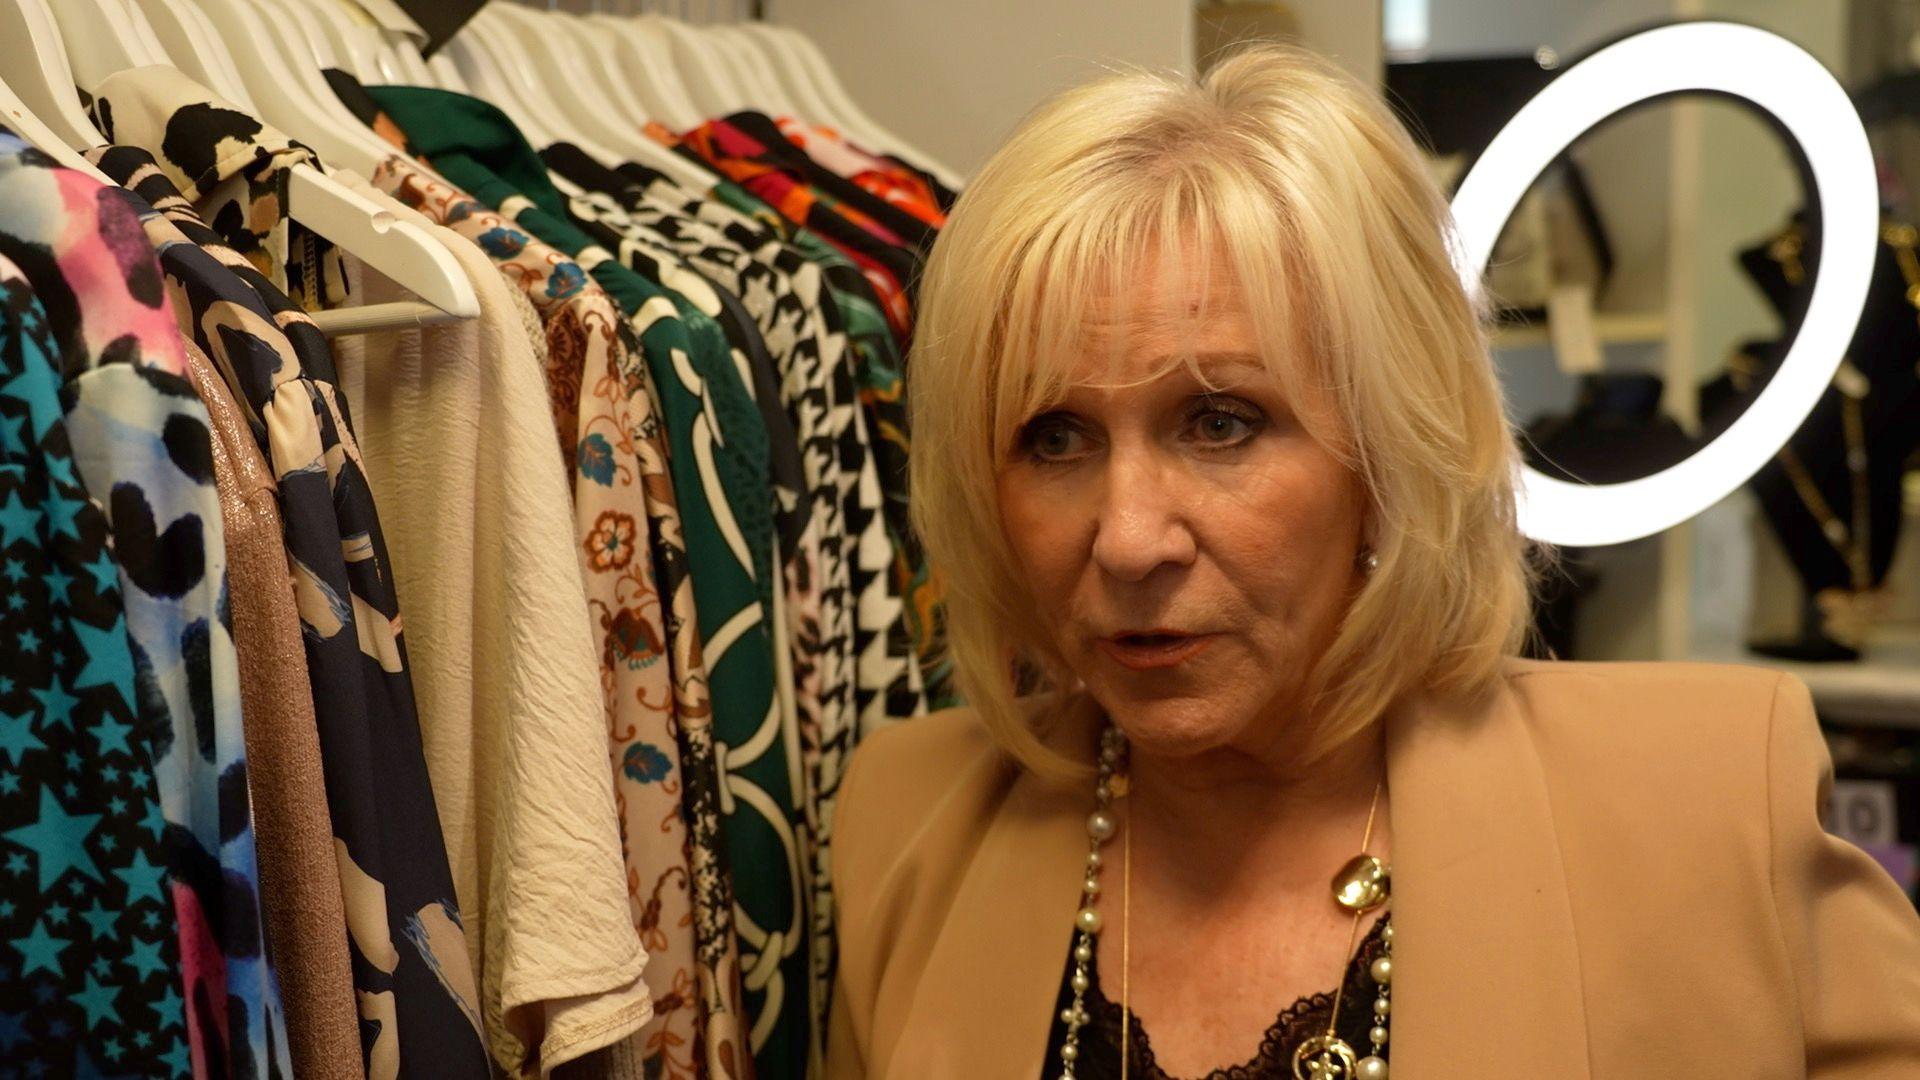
[1054,727,1394,1080]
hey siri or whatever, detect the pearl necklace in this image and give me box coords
[1054,725,1395,1080]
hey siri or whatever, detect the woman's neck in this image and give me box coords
[1121,718,1389,903]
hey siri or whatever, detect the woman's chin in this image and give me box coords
[1097,695,1251,760]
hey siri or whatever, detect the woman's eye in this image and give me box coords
[1195,412,1249,442]
[1184,401,1263,448]
[1020,416,1088,462]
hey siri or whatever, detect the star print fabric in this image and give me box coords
[0,251,192,1077]
[0,131,295,1076]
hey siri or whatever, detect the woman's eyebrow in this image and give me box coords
[1142,350,1266,369]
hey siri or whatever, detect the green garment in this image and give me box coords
[371,86,811,1079]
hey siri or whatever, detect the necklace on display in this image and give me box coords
[1053,725,1395,1080]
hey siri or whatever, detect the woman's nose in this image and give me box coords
[1089,447,1197,583]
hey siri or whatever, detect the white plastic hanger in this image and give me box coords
[562,13,698,133]
[306,0,382,82]
[735,22,842,131]
[486,5,714,188]
[442,22,561,148]
[683,24,765,113]
[480,6,639,151]
[43,0,195,180]
[59,0,476,334]
[264,0,350,80]
[426,54,468,93]
[167,1,477,322]
[184,0,399,172]
[45,0,163,88]
[491,12,656,166]
[458,13,628,166]
[371,37,411,84]
[336,0,433,83]
[643,15,748,118]
[281,167,481,334]
[770,25,964,188]
[0,74,115,178]
[116,0,186,64]
[537,10,658,129]
[589,12,706,131]
[0,0,118,158]
[347,0,460,92]
[385,28,436,85]
[136,0,256,108]
[243,0,383,138]
[702,25,795,117]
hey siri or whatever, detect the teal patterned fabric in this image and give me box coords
[0,243,192,1078]
[0,127,291,1072]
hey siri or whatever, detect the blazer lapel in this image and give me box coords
[880,710,1097,1078]
[1386,675,1592,1079]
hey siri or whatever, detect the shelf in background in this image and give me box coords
[1693,625,1920,731]
[1492,312,1669,350]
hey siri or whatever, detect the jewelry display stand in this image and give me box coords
[1698,214,1920,663]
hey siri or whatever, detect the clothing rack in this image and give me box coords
[509,0,766,24]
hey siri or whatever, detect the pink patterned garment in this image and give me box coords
[48,168,191,375]
[771,118,947,227]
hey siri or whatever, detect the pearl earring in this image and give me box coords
[1360,549,1380,574]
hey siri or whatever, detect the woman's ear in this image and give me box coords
[1358,492,1380,556]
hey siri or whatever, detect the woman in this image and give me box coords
[825,44,1920,1079]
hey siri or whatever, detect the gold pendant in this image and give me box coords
[1331,854,1390,912]
[1291,1034,1359,1079]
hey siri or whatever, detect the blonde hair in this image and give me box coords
[909,43,1534,782]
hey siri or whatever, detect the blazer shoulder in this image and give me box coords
[1495,658,1809,833]
[1501,656,1799,737]
[839,706,1004,821]
[832,706,1012,894]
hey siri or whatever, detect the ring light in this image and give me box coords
[1447,21,1878,546]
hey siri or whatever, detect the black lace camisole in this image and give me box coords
[1039,915,1391,1079]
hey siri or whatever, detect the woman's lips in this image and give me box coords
[1096,632,1215,671]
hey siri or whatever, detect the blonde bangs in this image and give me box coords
[910,43,1536,784]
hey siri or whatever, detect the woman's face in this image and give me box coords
[995,264,1369,762]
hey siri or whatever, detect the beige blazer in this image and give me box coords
[825,658,1920,1078]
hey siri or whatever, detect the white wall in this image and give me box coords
[1422,0,1672,59]
[766,0,1192,180]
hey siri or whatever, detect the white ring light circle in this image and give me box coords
[1449,21,1878,547]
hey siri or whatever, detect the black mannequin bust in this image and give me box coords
[1700,212,1920,660]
